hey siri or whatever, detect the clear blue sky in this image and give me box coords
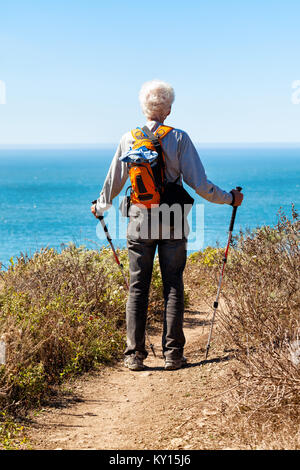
[0,0,299,145]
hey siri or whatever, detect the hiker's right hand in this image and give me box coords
[230,189,243,207]
[91,204,98,218]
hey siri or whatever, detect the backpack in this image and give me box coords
[125,125,173,209]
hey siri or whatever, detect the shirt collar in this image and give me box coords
[145,120,162,132]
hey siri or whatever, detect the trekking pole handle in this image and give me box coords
[92,200,111,238]
[229,186,242,232]
[92,200,104,221]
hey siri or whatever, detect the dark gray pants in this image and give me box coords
[125,236,187,360]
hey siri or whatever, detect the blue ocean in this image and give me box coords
[0,146,299,269]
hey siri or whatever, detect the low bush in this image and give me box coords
[219,207,300,418]
[188,205,300,430]
[0,243,164,412]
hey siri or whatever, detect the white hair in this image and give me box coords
[139,79,175,122]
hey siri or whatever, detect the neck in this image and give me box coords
[148,118,164,124]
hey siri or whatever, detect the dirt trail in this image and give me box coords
[28,306,233,450]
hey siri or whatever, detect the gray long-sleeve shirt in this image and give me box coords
[96,120,233,215]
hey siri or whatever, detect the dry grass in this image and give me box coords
[0,242,166,416]
[0,245,130,413]
[219,207,300,409]
[186,205,300,448]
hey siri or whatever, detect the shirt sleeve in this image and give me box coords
[178,132,233,205]
[95,138,129,215]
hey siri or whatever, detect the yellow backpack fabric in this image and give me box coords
[128,125,173,209]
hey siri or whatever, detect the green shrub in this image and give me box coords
[0,411,27,450]
[0,245,127,409]
[0,243,167,413]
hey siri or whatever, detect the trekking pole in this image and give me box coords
[204,186,242,360]
[92,201,129,289]
[92,201,156,357]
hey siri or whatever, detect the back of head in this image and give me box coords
[139,79,175,123]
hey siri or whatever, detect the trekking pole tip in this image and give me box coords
[150,345,156,357]
[204,346,209,360]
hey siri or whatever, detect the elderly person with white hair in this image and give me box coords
[91,79,243,371]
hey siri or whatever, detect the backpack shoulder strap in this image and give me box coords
[141,125,173,141]
[142,125,173,168]
[154,125,173,139]
[142,126,165,172]
[131,127,145,141]
[131,127,157,151]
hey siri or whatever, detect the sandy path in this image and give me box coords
[28,306,229,450]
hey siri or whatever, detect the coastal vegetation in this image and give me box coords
[0,206,299,449]
[186,205,300,447]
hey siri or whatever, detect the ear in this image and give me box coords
[163,106,171,122]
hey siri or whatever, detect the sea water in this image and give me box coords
[0,145,299,268]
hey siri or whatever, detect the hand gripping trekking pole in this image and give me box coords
[92,201,156,357]
[204,187,242,360]
[92,201,129,290]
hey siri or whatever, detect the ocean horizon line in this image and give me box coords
[1,142,300,150]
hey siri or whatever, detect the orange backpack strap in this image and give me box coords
[131,125,173,140]
[131,128,156,151]
[154,125,173,139]
[141,125,172,188]
[127,125,173,209]
[131,125,173,149]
